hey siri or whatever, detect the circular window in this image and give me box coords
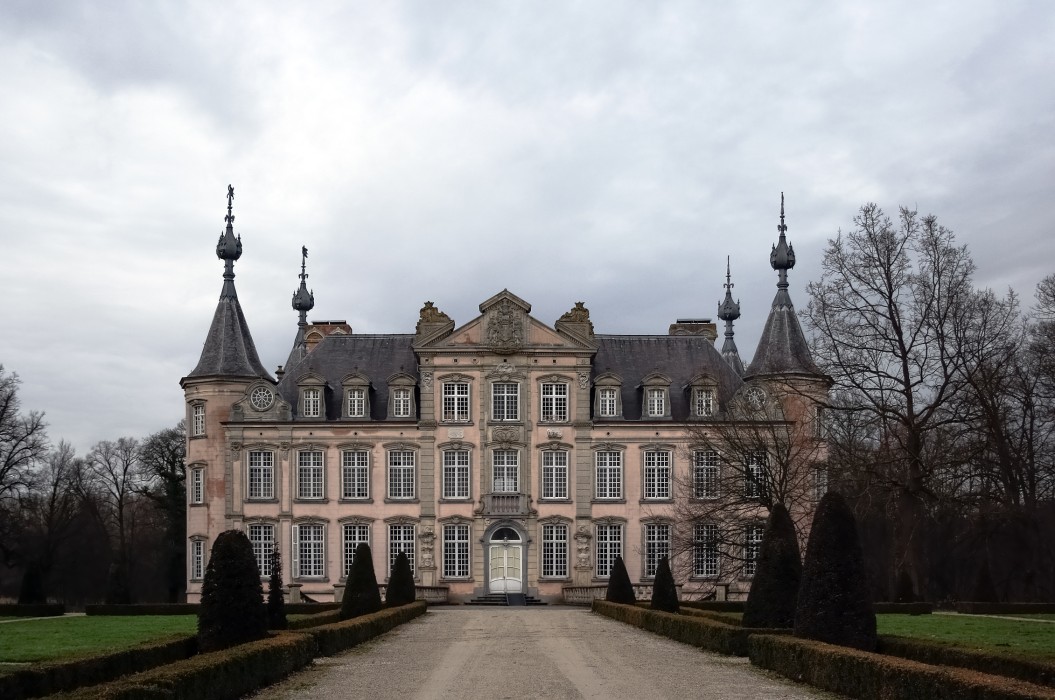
[490,527,521,542]
[249,386,274,411]
[744,386,766,411]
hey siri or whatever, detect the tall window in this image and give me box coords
[442,450,470,499]
[542,523,568,578]
[247,451,274,500]
[598,388,618,417]
[248,523,275,577]
[595,523,623,578]
[302,388,321,417]
[647,389,666,417]
[745,453,766,499]
[541,451,568,499]
[744,523,764,577]
[814,467,829,500]
[644,523,670,577]
[443,523,470,578]
[693,450,720,499]
[191,404,205,436]
[190,467,204,504]
[492,450,519,492]
[389,524,416,576]
[388,451,416,500]
[190,539,205,580]
[347,388,366,418]
[298,451,324,499]
[541,383,568,422]
[293,523,325,578]
[595,451,622,499]
[342,523,370,577]
[442,382,470,422]
[392,388,411,418]
[694,388,715,417]
[694,523,719,578]
[492,382,519,421]
[643,451,671,499]
[341,451,369,500]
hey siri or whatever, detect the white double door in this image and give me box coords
[488,543,523,593]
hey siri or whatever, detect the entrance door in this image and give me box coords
[488,528,523,593]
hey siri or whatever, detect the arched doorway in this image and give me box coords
[488,526,523,593]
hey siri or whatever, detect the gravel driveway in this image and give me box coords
[252,607,841,700]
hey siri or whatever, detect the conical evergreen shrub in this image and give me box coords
[973,559,999,603]
[18,561,46,604]
[743,503,801,628]
[340,543,382,620]
[650,556,679,613]
[386,551,416,607]
[894,568,915,603]
[198,530,267,652]
[605,555,637,605]
[794,492,877,651]
[267,546,287,630]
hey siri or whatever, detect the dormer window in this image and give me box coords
[302,388,321,417]
[640,373,672,420]
[647,389,665,417]
[387,373,417,420]
[341,373,371,420]
[688,374,719,419]
[347,388,366,417]
[593,373,622,419]
[393,389,411,417]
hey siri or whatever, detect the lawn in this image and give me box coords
[877,613,1055,660]
[0,616,198,664]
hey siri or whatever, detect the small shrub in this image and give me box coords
[197,529,267,652]
[18,561,47,604]
[340,543,382,620]
[894,568,915,603]
[386,552,416,607]
[650,556,679,613]
[743,503,801,629]
[794,491,877,651]
[267,546,287,630]
[104,558,133,605]
[973,558,999,603]
[605,556,636,604]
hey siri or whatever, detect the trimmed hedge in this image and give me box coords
[0,603,65,617]
[680,601,745,613]
[85,602,340,616]
[286,609,342,630]
[879,635,1055,688]
[0,635,197,700]
[592,599,789,657]
[873,602,933,615]
[680,608,743,625]
[750,633,1055,700]
[302,602,427,657]
[955,603,1055,615]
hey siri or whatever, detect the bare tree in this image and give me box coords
[0,365,49,568]
[138,421,187,602]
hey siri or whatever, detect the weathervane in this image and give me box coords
[225,184,235,225]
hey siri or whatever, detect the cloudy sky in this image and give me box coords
[1,1,1052,453]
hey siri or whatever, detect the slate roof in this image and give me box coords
[593,335,744,420]
[744,287,821,378]
[276,334,419,420]
[186,291,273,381]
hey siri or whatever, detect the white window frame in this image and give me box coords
[190,467,205,504]
[292,522,326,579]
[302,387,322,418]
[694,388,715,417]
[540,382,569,422]
[392,388,412,418]
[442,381,470,422]
[388,451,416,500]
[492,449,519,493]
[814,467,829,501]
[595,523,623,578]
[442,523,470,579]
[694,523,719,578]
[646,388,666,418]
[247,450,274,500]
[644,522,671,578]
[442,450,471,500]
[643,450,671,500]
[541,523,568,578]
[347,387,367,418]
[191,404,205,436]
[598,388,618,418]
[341,522,370,578]
[693,450,720,499]
[190,539,206,580]
[248,523,275,578]
[744,522,764,577]
[491,382,520,421]
[388,523,416,577]
[745,452,767,499]
[595,451,623,500]
[297,450,325,500]
[541,451,568,500]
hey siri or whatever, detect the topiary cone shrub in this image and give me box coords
[650,556,679,613]
[794,491,877,651]
[973,559,999,603]
[386,551,417,607]
[743,503,801,628]
[267,546,287,630]
[894,568,915,603]
[341,543,383,620]
[18,561,46,604]
[605,555,637,605]
[198,530,267,652]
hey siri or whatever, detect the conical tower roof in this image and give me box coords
[717,256,745,376]
[284,246,315,372]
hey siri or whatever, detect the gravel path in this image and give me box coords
[252,607,841,700]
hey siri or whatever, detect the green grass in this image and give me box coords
[0,616,198,664]
[877,613,1055,660]
[988,613,1055,621]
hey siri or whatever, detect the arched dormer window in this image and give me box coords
[687,373,719,419]
[341,372,372,420]
[639,372,672,420]
[593,372,623,419]
[387,373,417,420]
[297,373,326,419]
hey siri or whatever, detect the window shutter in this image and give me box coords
[292,524,300,578]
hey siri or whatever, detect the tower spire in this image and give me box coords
[717,256,744,376]
[292,245,315,325]
[216,184,243,298]
[770,191,796,292]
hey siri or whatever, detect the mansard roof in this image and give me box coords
[186,289,273,382]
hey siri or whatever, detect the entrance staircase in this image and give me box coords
[465,592,546,606]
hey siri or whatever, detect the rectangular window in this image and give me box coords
[341,451,369,500]
[442,450,470,499]
[814,406,828,438]
[745,453,766,499]
[248,523,275,577]
[388,451,416,499]
[595,451,623,500]
[298,451,324,499]
[190,467,204,504]
[541,383,568,422]
[645,523,670,577]
[302,388,321,417]
[247,451,274,500]
[542,523,568,578]
[294,523,325,579]
[744,523,764,577]
[595,524,623,578]
[442,523,470,578]
[694,388,715,417]
[347,388,366,417]
[392,388,411,418]
[191,540,205,580]
[342,523,370,577]
[442,382,470,422]
[492,382,520,421]
[814,467,829,501]
[693,450,720,499]
[647,389,666,417]
[492,449,519,492]
[191,404,205,436]
[389,524,416,576]
[541,451,568,500]
[694,523,719,578]
[643,451,671,500]
[598,388,617,417]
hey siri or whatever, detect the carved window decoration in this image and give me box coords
[249,386,274,411]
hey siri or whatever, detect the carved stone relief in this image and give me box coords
[577,372,590,389]
[492,426,521,444]
[420,371,433,391]
[574,525,592,568]
[419,526,435,568]
[486,299,524,354]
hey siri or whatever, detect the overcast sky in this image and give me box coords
[1,1,1052,454]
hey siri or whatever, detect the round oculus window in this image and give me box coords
[250,386,274,411]
[744,386,766,410]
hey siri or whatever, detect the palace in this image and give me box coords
[182,188,828,604]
